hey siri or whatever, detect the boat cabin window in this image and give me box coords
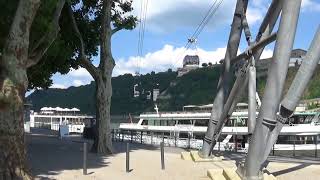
[225,118,247,127]
[146,120,175,126]
[141,120,148,125]
[194,119,208,126]
[177,120,193,125]
[288,114,316,124]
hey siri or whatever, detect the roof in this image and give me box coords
[198,104,213,108]
[237,103,248,107]
[291,49,307,58]
[183,105,197,108]
[40,107,80,112]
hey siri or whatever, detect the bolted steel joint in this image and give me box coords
[276,114,288,124]
[212,119,218,125]
[262,118,277,127]
[204,136,212,143]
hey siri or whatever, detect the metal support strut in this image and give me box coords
[200,0,247,158]
[242,1,302,179]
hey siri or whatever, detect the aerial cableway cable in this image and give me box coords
[185,0,225,50]
[136,0,149,75]
[172,0,225,68]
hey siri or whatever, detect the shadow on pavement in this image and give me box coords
[27,128,161,179]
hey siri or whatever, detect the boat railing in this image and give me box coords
[285,122,320,126]
[141,110,211,115]
[141,109,251,115]
[111,129,320,156]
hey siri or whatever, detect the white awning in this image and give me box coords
[40,107,49,111]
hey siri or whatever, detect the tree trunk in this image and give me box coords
[0,66,31,179]
[91,73,113,154]
[0,0,40,178]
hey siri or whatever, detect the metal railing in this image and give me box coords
[111,129,319,158]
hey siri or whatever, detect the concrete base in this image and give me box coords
[207,168,276,180]
[180,151,223,162]
[191,151,223,162]
[181,151,192,160]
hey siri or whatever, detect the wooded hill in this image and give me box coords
[27,62,320,115]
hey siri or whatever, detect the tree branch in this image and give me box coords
[111,26,123,35]
[1,0,40,102]
[27,0,66,68]
[67,2,99,78]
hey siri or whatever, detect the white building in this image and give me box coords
[133,84,140,98]
[153,89,160,102]
[177,55,200,77]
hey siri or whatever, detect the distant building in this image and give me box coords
[256,49,307,77]
[146,91,151,100]
[133,84,140,98]
[153,89,160,102]
[24,103,32,133]
[289,49,307,67]
[301,98,320,109]
[177,55,200,77]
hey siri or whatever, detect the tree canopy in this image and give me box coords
[0,0,79,89]
[0,0,137,90]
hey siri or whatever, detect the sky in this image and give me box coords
[48,0,320,90]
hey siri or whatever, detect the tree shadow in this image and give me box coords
[265,163,311,176]
[26,128,167,179]
[26,128,108,179]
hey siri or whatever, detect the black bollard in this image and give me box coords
[160,142,165,170]
[293,135,296,157]
[126,143,130,173]
[174,132,177,147]
[188,133,191,149]
[151,131,154,145]
[122,130,124,142]
[83,142,87,175]
[315,135,318,158]
[272,144,275,156]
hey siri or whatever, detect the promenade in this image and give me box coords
[27,129,320,180]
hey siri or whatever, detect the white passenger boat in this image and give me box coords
[29,107,94,134]
[120,110,320,135]
[119,104,320,150]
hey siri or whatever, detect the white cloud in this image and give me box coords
[50,83,67,89]
[132,0,238,33]
[113,44,227,76]
[50,46,275,89]
[131,0,320,33]
[73,80,85,87]
[246,7,264,25]
[302,0,320,11]
[260,49,273,59]
[113,44,277,77]
[69,68,92,78]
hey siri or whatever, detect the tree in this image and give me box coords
[68,0,137,154]
[208,62,213,66]
[0,0,67,178]
[202,63,208,67]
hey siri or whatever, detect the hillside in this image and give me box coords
[27,71,177,115]
[28,63,320,115]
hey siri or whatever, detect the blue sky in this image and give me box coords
[48,0,320,89]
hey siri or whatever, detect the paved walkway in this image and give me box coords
[26,128,320,180]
